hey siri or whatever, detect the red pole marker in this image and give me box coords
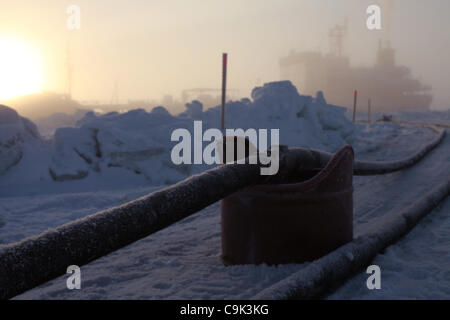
[221,53,228,131]
[352,90,358,123]
[368,98,372,124]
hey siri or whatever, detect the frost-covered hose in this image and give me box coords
[252,176,450,300]
[0,157,297,300]
[353,124,446,175]
[0,127,445,299]
[282,125,446,177]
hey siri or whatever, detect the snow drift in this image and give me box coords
[253,177,450,299]
[1,81,355,185]
[0,105,42,175]
[34,109,90,138]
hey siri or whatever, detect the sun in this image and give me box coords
[0,37,44,101]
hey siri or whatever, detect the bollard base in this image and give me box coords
[221,145,354,265]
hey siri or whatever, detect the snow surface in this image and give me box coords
[34,109,90,138]
[7,123,450,300]
[0,186,160,245]
[328,197,450,300]
[0,82,355,189]
[0,82,449,299]
[0,105,42,176]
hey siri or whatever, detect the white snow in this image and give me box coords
[328,197,450,300]
[0,105,42,175]
[1,81,355,192]
[34,109,90,138]
[0,82,449,299]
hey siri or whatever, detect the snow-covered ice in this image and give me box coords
[34,109,90,138]
[0,105,42,176]
[10,121,449,299]
[0,82,356,190]
[328,197,450,300]
[0,82,449,299]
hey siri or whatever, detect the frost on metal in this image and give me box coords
[354,126,446,175]
[0,126,446,299]
[253,177,450,300]
[0,160,261,300]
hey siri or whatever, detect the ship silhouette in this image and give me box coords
[280,25,432,113]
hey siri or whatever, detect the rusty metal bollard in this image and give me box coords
[221,145,354,265]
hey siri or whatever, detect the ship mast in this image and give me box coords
[328,20,348,57]
[382,0,394,48]
[66,40,73,100]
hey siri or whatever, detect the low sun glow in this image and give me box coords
[0,37,44,101]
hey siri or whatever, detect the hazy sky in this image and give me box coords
[1,0,450,110]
